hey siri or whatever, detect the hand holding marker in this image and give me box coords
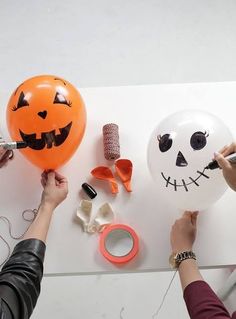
[205,153,236,170]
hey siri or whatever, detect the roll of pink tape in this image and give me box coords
[100,224,139,264]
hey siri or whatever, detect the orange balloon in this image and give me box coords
[6,75,86,170]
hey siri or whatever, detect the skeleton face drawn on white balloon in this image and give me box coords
[158,130,210,191]
[147,110,233,210]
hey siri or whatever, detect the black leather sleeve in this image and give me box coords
[0,297,14,318]
[0,239,46,319]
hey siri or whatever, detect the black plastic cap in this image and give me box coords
[82,183,97,199]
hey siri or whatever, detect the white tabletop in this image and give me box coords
[0,81,236,275]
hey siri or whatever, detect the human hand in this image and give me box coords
[170,211,198,253]
[40,171,68,210]
[0,147,13,168]
[214,143,236,191]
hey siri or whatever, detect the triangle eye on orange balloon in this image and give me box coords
[91,159,133,194]
[6,75,86,170]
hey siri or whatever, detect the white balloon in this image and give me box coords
[147,110,233,210]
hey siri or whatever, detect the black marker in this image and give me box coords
[205,153,236,170]
[0,141,27,150]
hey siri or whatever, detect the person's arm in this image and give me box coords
[0,170,68,319]
[23,171,68,242]
[0,239,45,319]
[170,211,232,319]
[171,211,203,290]
[184,280,232,319]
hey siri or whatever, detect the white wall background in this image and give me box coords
[0,0,236,318]
[1,0,236,92]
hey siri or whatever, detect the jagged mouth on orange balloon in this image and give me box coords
[19,121,72,150]
[161,168,209,192]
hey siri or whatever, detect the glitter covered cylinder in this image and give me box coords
[103,123,120,160]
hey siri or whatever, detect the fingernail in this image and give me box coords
[214,151,220,157]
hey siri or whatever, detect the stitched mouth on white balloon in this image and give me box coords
[19,121,72,150]
[161,168,209,192]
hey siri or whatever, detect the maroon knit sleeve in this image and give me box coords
[184,280,232,319]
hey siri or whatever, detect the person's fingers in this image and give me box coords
[54,171,68,186]
[41,170,48,180]
[46,171,56,186]
[41,178,46,188]
[8,150,14,160]
[41,172,47,183]
[0,150,12,161]
[191,211,198,227]
[220,142,236,157]
[182,211,192,219]
[214,152,232,170]
[0,147,6,159]
[55,171,67,182]
[1,150,14,160]
[0,150,13,166]
[41,171,47,180]
[55,179,60,186]
[54,171,64,179]
[41,176,47,185]
[0,157,9,168]
[219,145,229,154]
[41,174,46,180]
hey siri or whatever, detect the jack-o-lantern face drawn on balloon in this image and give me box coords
[7,75,86,170]
[147,110,233,210]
